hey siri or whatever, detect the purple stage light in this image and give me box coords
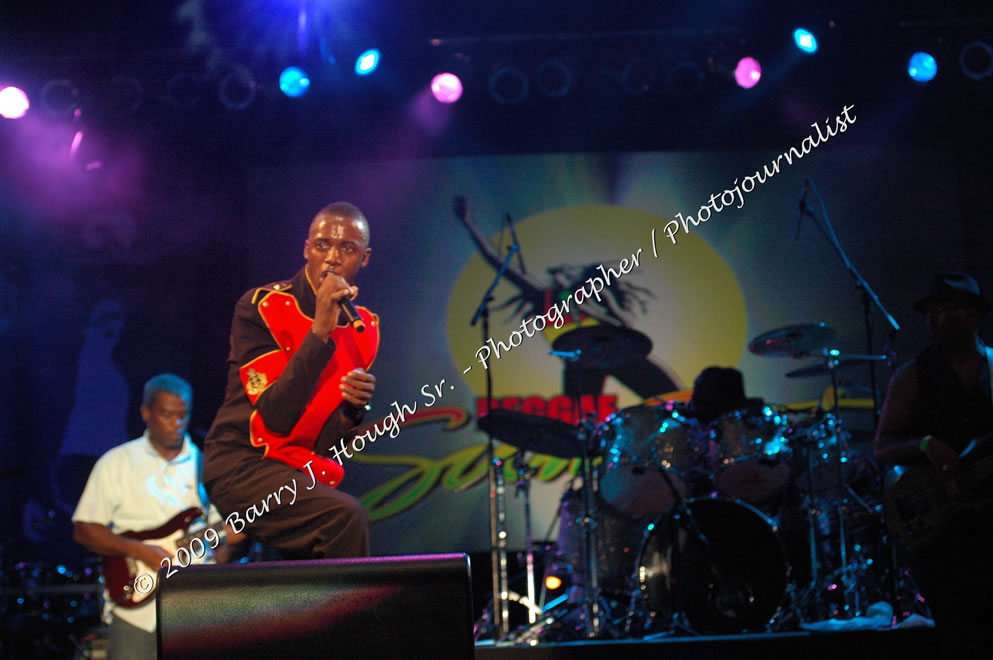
[431,73,463,103]
[70,130,84,159]
[0,86,30,119]
[735,57,762,89]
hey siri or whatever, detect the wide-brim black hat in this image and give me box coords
[913,272,991,317]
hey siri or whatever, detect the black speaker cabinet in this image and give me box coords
[156,553,474,659]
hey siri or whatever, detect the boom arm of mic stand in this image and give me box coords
[805,179,900,335]
[470,243,518,327]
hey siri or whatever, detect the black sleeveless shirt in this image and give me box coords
[913,344,993,453]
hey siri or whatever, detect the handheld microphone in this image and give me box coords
[341,296,365,333]
[795,178,810,241]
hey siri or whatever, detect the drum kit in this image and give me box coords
[475,321,914,643]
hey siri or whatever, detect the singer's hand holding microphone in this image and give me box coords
[312,272,365,339]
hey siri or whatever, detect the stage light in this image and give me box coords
[279,66,310,97]
[355,49,381,76]
[535,58,573,98]
[0,86,30,119]
[735,57,762,89]
[40,79,79,116]
[908,51,937,83]
[665,60,704,96]
[960,40,993,80]
[544,575,563,590]
[431,73,463,103]
[219,69,257,110]
[70,130,84,160]
[488,65,529,104]
[621,57,655,95]
[167,72,201,111]
[794,28,818,54]
[108,75,143,113]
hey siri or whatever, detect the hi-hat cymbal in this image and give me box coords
[748,323,835,358]
[476,409,584,458]
[786,353,889,378]
[551,324,652,369]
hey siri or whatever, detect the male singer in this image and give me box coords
[203,202,377,558]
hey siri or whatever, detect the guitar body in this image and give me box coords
[885,434,993,549]
[103,507,221,607]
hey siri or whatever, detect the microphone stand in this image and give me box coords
[799,180,900,618]
[802,177,900,425]
[470,243,519,640]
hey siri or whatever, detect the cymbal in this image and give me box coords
[550,324,652,369]
[476,409,584,458]
[786,354,888,378]
[747,323,835,358]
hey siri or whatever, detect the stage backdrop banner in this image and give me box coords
[240,144,960,554]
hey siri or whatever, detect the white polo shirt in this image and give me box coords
[73,431,221,633]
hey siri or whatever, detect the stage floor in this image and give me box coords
[475,627,940,659]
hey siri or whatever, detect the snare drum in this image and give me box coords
[597,405,706,518]
[635,497,787,634]
[708,407,791,504]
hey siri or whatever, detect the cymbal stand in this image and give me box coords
[469,243,519,639]
[513,451,540,626]
[577,415,602,638]
[640,464,718,638]
[826,349,855,618]
[799,427,824,619]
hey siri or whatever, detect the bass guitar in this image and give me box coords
[885,434,993,549]
[103,507,227,607]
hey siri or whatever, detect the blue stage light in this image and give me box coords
[355,49,380,76]
[279,67,310,97]
[908,51,937,83]
[794,28,818,54]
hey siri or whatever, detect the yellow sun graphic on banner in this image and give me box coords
[446,204,748,408]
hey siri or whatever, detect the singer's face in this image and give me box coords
[303,214,371,288]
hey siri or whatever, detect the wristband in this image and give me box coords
[920,435,932,453]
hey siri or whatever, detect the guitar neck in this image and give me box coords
[178,522,228,549]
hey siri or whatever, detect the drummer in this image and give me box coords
[686,366,764,424]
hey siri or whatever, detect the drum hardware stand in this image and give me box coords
[555,349,605,639]
[634,464,720,638]
[469,242,519,640]
[512,451,541,626]
[577,413,603,638]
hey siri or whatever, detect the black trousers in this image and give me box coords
[206,451,370,560]
[913,508,993,659]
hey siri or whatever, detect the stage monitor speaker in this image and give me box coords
[156,553,473,659]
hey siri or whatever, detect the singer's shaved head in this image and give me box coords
[309,202,370,247]
[303,202,371,288]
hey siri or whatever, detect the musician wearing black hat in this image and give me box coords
[875,273,993,658]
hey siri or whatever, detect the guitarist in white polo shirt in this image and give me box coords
[875,273,993,659]
[73,374,242,659]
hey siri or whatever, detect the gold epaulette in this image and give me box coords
[250,280,293,304]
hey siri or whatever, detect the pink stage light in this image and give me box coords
[0,86,30,119]
[431,73,463,103]
[70,130,84,159]
[734,57,762,89]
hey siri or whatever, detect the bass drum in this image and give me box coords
[636,498,787,634]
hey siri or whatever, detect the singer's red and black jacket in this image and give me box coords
[203,266,379,489]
